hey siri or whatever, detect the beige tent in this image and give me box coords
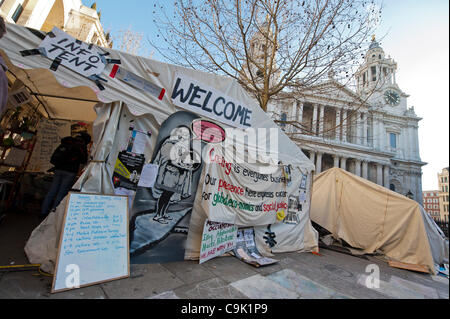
[310,168,448,275]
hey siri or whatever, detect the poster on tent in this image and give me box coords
[128,111,227,263]
[184,142,313,260]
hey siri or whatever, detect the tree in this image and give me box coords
[114,26,153,57]
[149,0,382,112]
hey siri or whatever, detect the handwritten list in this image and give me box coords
[27,118,71,172]
[52,193,129,293]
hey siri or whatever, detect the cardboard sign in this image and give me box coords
[171,72,253,129]
[200,220,237,264]
[233,228,278,267]
[52,193,129,293]
[39,27,106,77]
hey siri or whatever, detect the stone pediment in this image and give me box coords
[293,80,365,105]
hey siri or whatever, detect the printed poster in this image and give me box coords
[113,151,145,191]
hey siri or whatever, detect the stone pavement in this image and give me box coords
[0,247,448,299]
[0,212,448,300]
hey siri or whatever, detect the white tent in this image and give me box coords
[0,23,318,273]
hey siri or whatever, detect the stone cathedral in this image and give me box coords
[267,39,425,205]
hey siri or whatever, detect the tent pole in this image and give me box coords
[30,93,99,103]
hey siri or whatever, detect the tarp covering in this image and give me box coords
[310,168,448,274]
[0,23,317,272]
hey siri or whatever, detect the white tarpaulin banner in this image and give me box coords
[199,144,290,226]
[185,143,318,260]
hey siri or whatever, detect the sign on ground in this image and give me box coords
[52,193,129,293]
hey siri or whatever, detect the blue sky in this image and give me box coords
[91,0,449,190]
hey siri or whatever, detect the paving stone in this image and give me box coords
[389,275,439,299]
[230,274,299,299]
[356,274,435,299]
[201,256,259,284]
[267,269,352,299]
[49,284,106,299]
[173,277,248,299]
[100,263,185,299]
[148,290,180,299]
[161,260,216,285]
[0,271,53,299]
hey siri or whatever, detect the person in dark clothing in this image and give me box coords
[40,133,91,219]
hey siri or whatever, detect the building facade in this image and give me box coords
[423,191,441,221]
[0,0,110,47]
[267,39,426,204]
[438,167,449,222]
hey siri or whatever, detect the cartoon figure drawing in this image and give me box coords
[151,126,201,224]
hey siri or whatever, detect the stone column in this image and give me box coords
[335,108,341,141]
[316,152,323,174]
[312,104,318,136]
[356,111,362,145]
[354,159,362,177]
[362,160,369,179]
[319,105,325,137]
[342,109,348,143]
[376,163,383,186]
[298,102,304,134]
[309,151,316,164]
[340,157,347,171]
[362,112,368,146]
[383,165,390,188]
[333,155,340,168]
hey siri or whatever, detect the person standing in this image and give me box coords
[0,16,8,116]
[40,132,91,219]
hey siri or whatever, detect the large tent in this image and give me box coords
[310,168,448,274]
[0,23,318,273]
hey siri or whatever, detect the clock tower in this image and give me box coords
[356,37,409,115]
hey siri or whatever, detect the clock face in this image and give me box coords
[384,89,401,106]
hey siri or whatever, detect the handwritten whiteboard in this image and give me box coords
[52,193,129,293]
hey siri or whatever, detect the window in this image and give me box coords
[389,133,397,149]
[280,113,287,128]
[371,66,377,81]
[11,3,24,22]
[390,184,396,192]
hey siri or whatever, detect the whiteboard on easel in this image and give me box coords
[52,193,129,293]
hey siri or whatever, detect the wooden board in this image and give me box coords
[388,260,430,274]
[52,192,130,293]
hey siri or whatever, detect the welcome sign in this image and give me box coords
[171,72,253,129]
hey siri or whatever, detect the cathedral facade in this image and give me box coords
[267,40,426,205]
[0,0,110,48]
